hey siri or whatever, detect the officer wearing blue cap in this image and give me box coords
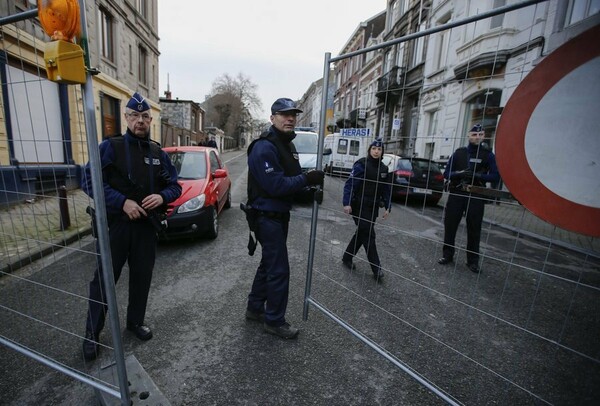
[80,92,181,360]
[244,97,324,339]
[342,138,392,281]
[438,123,499,273]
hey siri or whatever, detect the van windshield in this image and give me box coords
[292,133,318,153]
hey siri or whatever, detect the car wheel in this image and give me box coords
[224,189,232,209]
[206,206,218,239]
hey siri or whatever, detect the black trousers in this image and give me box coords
[247,214,290,327]
[442,192,485,265]
[343,204,381,273]
[86,219,157,336]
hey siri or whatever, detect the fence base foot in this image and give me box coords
[95,354,171,405]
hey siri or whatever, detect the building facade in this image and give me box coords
[297,72,336,135]
[159,94,206,147]
[333,11,386,133]
[0,0,159,203]
[299,0,599,164]
[416,0,600,163]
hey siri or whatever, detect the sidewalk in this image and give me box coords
[1,183,598,275]
[0,189,92,274]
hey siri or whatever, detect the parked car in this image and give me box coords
[161,146,231,240]
[390,156,445,205]
[381,153,402,173]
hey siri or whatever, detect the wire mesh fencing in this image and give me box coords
[303,1,600,404]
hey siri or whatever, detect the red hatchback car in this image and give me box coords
[161,146,231,240]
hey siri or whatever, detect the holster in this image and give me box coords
[240,202,258,256]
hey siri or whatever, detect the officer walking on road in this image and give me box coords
[342,139,391,281]
[438,123,499,273]
[81,93,181,360]
[244,97,324,339]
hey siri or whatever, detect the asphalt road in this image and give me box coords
[1,150,598,405]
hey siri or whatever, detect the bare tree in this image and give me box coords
[203,73,263,146]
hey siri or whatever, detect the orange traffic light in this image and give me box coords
[37,0,81,41]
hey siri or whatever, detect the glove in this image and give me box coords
[450,170,468,180]
[450,170,473,180]
[305,170,325,186]
[461,170,474,180]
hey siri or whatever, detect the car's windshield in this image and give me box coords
[168,151,207,180]
[292,133,318,153]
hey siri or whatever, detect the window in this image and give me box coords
[396,42,405,68]
[152,64,156,89]
[384,50,394,73]
[98,8,114,62]
[136,0,148,19]
[565,0,600,26]
[490,0,506,29]
[100,93,120,138]
[337,139,348,155]
[138,46,147,85]
[428,110,439,137]
[425,142,435,159]
[387,1,398,29]
[434,14,451,70]
[209,151,221,173]
[349,140,360,156]
[410,23,426,67]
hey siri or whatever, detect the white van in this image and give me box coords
[323,128,374,175]
[292,130,331,173]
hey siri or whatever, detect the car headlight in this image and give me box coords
[177,194,206,214]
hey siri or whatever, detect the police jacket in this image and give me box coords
[81,130,181,217]
[247,126,309,213]
[444,142,499,191]
[343,156,392,211]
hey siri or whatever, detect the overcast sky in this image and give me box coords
[157,1,386,119]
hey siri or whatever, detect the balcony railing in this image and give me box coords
[376,66,406,101]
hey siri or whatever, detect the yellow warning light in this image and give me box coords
[37,0,81,41]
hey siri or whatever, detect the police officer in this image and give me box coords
[207,136,218,149]
[342,139,392,281]
[438,123,499,273]
[81,93,181,360]
[245,97,324,339]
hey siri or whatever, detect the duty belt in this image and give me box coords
[256,210,290,222]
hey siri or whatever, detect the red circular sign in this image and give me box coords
[496,25,600,237]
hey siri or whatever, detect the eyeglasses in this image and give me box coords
[128,112,152,121]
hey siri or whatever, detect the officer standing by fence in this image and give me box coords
[81,93,181,360]
[244,97,324,339]
[438,123,499,273]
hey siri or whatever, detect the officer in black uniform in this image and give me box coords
[81,92,181,360]
[438,124,499,273]
[342,139,392,281]
[244,97,324,339]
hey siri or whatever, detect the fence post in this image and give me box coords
[58,185,71,230]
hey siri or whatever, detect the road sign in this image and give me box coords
[495,25,600,237]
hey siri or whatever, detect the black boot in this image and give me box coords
[82,330,99,361]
